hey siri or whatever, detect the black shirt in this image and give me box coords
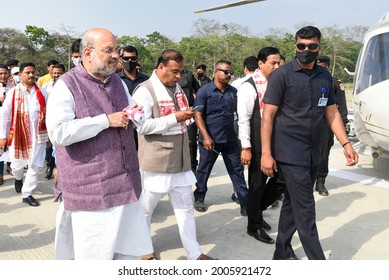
[263,59,336,167]
[118,70,149,95]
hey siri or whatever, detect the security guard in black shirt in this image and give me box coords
[261,26,358,260]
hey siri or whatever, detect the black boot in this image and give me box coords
[45,168,53,180]
[315,177,329,196]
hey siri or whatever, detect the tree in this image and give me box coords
[117,35,154,74]
[25,25,54,50]
[56,24,81,70]
[192,18,221,37]
[0,28,31,63]
[0,22,367,83]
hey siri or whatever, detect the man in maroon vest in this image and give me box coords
[46,28,153,260]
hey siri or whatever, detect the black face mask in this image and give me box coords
[197,72,204,78]
[122,61,137,72]
[295,50,319,65]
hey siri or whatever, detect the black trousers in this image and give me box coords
[318,122,334,178]
[45,145,55,170]
[275,162,325,260]
[188,122,198,170]
[247,151,285,230]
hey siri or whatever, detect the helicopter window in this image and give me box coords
[355,32,389,94]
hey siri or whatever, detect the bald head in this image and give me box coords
[80,28,120,81]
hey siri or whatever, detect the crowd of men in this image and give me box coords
[0,25,358,260]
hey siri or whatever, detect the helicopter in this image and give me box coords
[194,0,265,14]
[351,10,389,158]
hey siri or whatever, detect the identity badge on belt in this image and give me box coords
[318,87,328,107]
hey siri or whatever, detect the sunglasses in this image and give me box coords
[121,56,138,62]
[296,43,320,51]
[217,69,234,75]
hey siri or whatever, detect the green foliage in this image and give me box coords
[0,22,367,79]
[25,25,54,49]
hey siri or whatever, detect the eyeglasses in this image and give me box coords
[121,56,138,62]
[295,43,320,51]
[217,69,234,75]
[89,46,120,55]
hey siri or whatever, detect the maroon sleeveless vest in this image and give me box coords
[56,65,141,211]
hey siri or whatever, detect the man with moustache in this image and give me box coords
[261,26,359,260]
[0,62,49,206]
[46,28,153,259]
[132,49,214,260]
[193,60,248,216]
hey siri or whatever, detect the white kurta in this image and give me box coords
[133,71,196,193]
[47,77,152,260]
[132,72,201,260]
[0,84,48,170]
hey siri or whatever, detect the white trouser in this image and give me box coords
[12,164,41,198]
[64,200,153,260]
[54,199,74,260]
[55,200,145,260]
[142,186,202,260]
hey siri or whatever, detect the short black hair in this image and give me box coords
[47,60,59,67]
[53,63,66,72]
[0,64,8,71]
[295,26,322,42]
[5,59,19,67]
[71,39,81,53]
[20,62,36,72]
[196,64,207,70]
[156,49,183,68]
[243,56,258,71]
[257,47,280,63]
[215,60,232,69]
[122,46,139,56]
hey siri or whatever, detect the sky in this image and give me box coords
[1,0,389,41]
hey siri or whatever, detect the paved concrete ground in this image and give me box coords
[0,137,388,260]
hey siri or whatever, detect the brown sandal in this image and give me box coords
[0,176,4,185]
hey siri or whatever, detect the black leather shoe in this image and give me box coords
[15,179,23,193]
[231,193,240,204]
[240,207,247,216]
[22,195,40,207]
[261,219,271,230]
[247,227,275,244]
[194,200,206,212]
[315,177,329,196]
[45,168,53,180]
[272,253,299,260]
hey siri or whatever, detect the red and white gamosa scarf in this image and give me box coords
[8,84,48,160]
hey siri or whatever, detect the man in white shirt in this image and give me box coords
[46,28,153,260]
[0,62,48,207]
[237,47,282,244]
[231,56,258,90]
[132,49,214,260]
[231,56,258,202]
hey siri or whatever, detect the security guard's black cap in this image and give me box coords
[316,55,330,65]
[196,64,207,70]
[5,59,19,67]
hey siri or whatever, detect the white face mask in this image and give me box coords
[13,75,20,83]
[71,57,81,66]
